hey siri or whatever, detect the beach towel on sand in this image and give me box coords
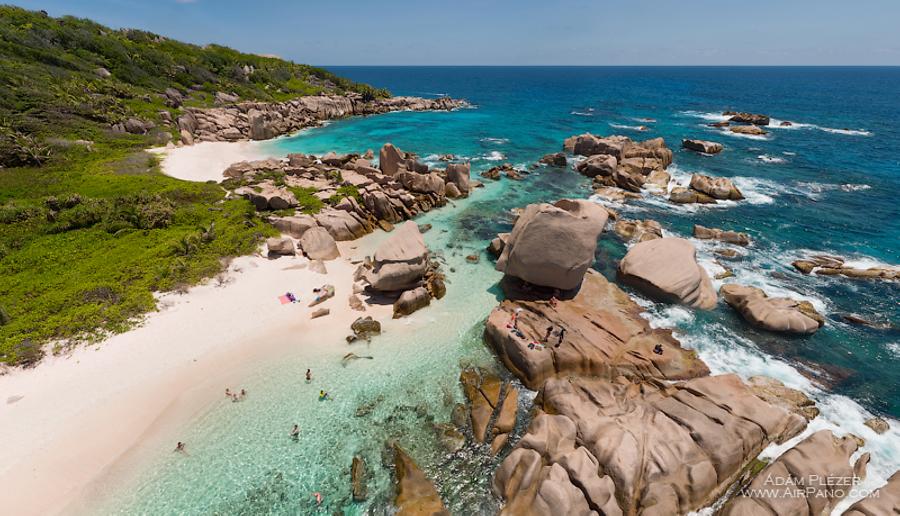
[278,295,292,305]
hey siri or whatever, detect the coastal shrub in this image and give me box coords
[327,185,362,205]
[0,6,386,361]
[289,186,324,214]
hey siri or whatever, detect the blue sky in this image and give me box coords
[9,0,900,65]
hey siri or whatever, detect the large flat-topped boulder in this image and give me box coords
[494,374,812,516]
[721,430,868,515]
[495,199,609,290]
[484,269,709,390]
[618,237,717,309]
[366,221,429,292]
[721,284,825,334]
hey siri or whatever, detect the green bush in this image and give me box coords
[289,186,324,214]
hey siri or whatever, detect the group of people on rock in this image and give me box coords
[508,307,568,351]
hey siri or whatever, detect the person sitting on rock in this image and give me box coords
[653,344,664,355]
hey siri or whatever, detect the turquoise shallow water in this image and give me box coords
[99,67,899,514]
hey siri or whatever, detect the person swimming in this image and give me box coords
[319,390,329,401]
[290,424,300,439]
[174,441,186,453]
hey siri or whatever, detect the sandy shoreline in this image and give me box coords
[0,138,396,515]
[149,140,273,182]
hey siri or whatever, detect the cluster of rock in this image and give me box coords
[792,254,899,281]
[358,221,445,318]
[567,133,673,195]
[481,163,525,181]
[721,284,825,334]
[693,224,750,245]
[708,111,772,137]
[223,143,471,263]
[670,173,745,205]
[175,94,467,145]
[494,373,821,515]
[458,368,519,456]
[613,218,662,242]
[477,196,883,515]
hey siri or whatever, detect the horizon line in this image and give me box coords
[316,64,900,68]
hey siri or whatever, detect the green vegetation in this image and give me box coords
[0,6,387,364]
[288,187,324,215]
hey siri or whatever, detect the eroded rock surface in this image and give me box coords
[494,374,810,516]
[393,444,449,516]
[721,430,868,515]
[485,269,709,390]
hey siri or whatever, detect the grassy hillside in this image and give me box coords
[0,6,385,364]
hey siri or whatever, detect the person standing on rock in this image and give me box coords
[556,328,566,347]
[543,326,554,343]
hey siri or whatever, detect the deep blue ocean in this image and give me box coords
[101,67,900,515]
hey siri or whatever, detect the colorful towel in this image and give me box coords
[278,295,292,305]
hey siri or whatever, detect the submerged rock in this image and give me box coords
[351,456,367,502]
[693,224,750,245]
[392,444,449,516]
[495,199,608,290]
[618,237,718,309]
[730,124,768,136]
[720,284,824,334]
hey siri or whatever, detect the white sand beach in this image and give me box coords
[0,145,397,515]
[150,140,272,182]
[0,240,393,515]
